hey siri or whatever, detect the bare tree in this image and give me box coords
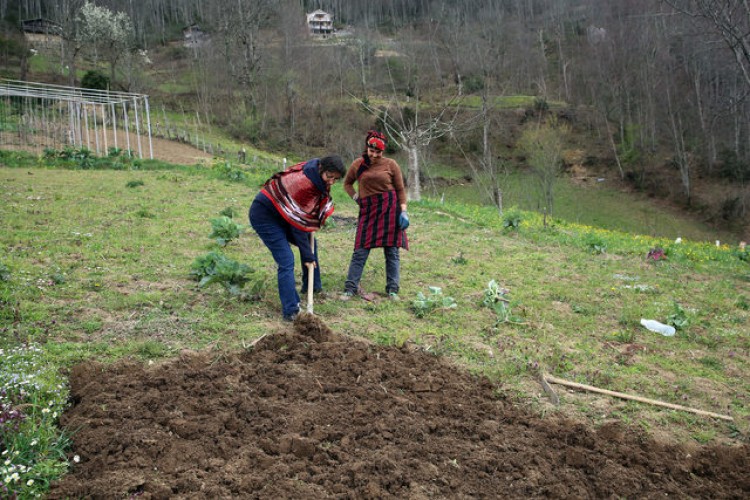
[664,0,750,174]
[211,0,273,117]
[53,0,86,86]
[518,119,568,219]
[351,26,464,201]
[434,0,514,213]
[664,1,750,89]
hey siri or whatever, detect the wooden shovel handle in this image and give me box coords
[306,233,315,314]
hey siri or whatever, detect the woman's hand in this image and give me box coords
[398,212,410,230]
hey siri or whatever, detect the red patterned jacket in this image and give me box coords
[260,160,334,232]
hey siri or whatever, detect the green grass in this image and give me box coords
[1,149,749,496]
[455,95,566,110]
[422,167,739,243]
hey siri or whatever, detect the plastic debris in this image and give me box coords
[640,318,676,337]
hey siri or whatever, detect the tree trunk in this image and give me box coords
[406,144,421,201]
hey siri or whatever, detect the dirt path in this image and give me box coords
[49,317,749,499]
[0,131,212,166]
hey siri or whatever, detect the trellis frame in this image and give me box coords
[0,78,153,159]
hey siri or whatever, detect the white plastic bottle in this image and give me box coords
[640,318,676,337]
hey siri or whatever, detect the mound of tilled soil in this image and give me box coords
[50,317,749,499]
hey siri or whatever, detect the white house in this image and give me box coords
[306,10,334,36]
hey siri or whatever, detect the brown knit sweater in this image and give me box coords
[343,157,407,207]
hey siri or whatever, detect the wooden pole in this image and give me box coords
[544,375,734,422]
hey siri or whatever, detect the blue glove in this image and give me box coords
[398,211,410,230]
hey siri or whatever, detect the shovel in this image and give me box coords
[296,233,334,342]
[305,233,315,314]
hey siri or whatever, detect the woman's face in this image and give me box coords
[321,170,342,188]
[367,147,384,161]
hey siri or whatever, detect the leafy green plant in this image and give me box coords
[125,180,144,188]
[733,247,749,262]
[412,286,457,318]
[51,147,95,169]
[482,279,509,307]
[584,233,607,254]
[0,263,10,282]
[49,269,66,285]
[190,251,254,296]
[609,330,637,343]
[451,252,468,265]
[667,301,690,330]
[135,208,155,218]
[209,216,243,246]
[502,208,523,231]
[219,206,236,218]
[482,279,523,325]
[213,161,246,182]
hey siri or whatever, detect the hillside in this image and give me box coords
[4,16,748,244]
[1,156,748,497]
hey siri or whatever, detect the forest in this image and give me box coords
[1,0,749,234]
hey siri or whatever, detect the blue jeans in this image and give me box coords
[249,201,320,317]
[345,247,400,294]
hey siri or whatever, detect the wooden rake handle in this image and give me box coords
[544,374,733,421]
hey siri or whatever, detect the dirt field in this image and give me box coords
[49,316,749,499]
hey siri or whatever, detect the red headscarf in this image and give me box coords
[365,130,387,151]
[358,130,388,176]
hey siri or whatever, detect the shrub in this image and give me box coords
[463,74,485,94]
[81,70,110,91]
[717,149,750,182]
[533,97,549,113]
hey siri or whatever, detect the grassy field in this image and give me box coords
[1,149,749,496]
[418,158,741,244]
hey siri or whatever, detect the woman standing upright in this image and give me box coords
[341,130,410,300]
[249,155,345,321]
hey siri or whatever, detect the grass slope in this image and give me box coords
[1,151,749,494]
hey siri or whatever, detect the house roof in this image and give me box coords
[306,10,332,21]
